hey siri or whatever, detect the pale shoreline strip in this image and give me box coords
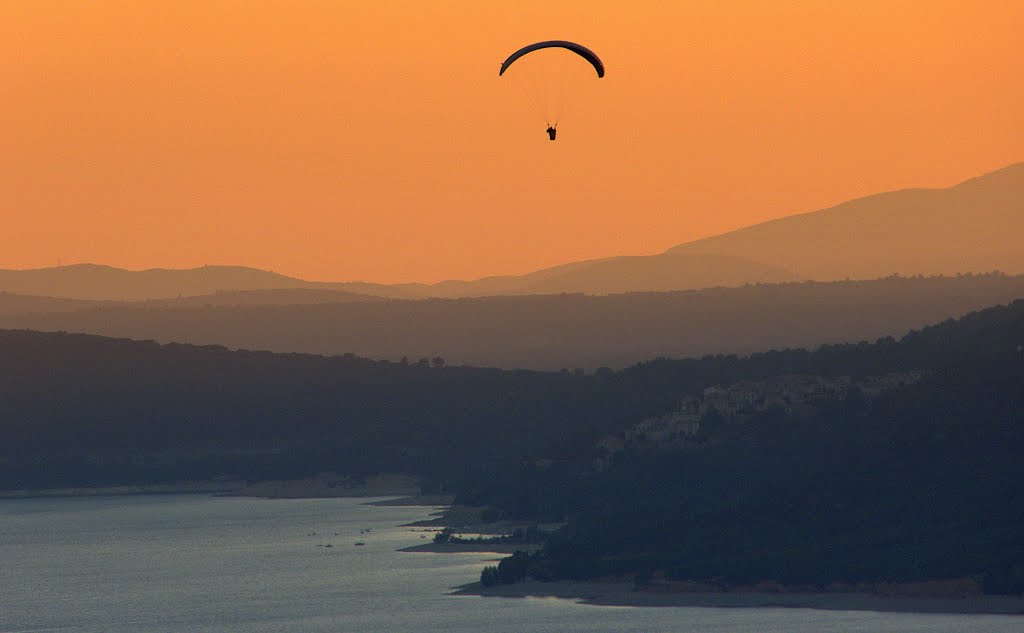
[451,581,1024,616]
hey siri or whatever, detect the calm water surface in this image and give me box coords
[0,494,1019,632]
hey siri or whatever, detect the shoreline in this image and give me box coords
[400,542,541,554]
[0,473,425,501]
[6,485,1021,617]
[0,481,241,499]
[365,494,455,507]
[451,581,1024,616]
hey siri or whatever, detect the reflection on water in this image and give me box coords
[0,494,1020,633]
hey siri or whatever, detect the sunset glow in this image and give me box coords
[2,1,1021,283]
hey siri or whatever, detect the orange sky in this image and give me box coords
[1,1,1021,283]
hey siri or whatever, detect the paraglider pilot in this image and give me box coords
[500,41,603,141]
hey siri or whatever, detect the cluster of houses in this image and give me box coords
[593,370,925,467]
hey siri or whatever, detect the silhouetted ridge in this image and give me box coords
[3,163,1020,301]
[0,264,425,301]
[3,273,1024,369]
[669,162,1024,279]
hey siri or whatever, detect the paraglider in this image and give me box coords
[499,40,605,78]
[500,40,604,140]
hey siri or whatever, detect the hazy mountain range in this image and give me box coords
[4,274,1023,369]
[0,288,383,315]
[669,162,1024,280]
[2,162,1020,301]
[0,265,416,302]
[0,256,795,302]
[1,162,1022,369]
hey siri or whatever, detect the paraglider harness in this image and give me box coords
[546,125,557,141]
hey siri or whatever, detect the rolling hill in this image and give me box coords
[4,274,1023,369]
[0,264,424,301]
[0,255,796,302]
[2,163,1019,301]
[0,288,384,315]
[669,162,1024,279]
[431,252,797,297]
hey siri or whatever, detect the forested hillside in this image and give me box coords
[2,299,1022,591]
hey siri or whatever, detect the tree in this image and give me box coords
[480,565,499,587]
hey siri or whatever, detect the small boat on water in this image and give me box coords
[354,541,366,546]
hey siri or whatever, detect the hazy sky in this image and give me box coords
[2,1,1021,283]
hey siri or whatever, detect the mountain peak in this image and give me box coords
[668,161,1024,280]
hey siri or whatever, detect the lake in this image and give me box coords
[0,494,1019,632]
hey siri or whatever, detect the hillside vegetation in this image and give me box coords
[2,300,1022,592]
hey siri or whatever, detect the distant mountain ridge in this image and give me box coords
[0,288,385,315]
[669,162,1024,279]
[430,252,798,297]
[5,274,1024,370]
[0,264,422,302]
[2,162,1020,300]
[0,255,795,302]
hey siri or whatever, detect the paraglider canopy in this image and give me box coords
[499,40,604,137]
[499,40,605,78]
